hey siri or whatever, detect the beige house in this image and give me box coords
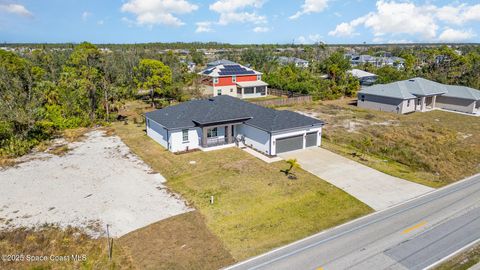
[358,78,480,115]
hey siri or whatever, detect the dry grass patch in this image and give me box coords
[435,243,480,270]
[284,101,480,187]
[112,100,372,260]
[0,225,133,270]
[119,211,235,270]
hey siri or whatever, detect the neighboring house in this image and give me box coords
[180,59,196,73]
[145,95,324,155]
[348,69,378,86]
[277,56,309,68]
[347,54,405,69]
[199,59,269,99]
[357,77,480,115]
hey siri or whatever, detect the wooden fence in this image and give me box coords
[251,88,312,107]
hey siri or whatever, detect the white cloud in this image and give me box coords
[328,1,437,40]
[253,26,269,33]
[209,0,267,26]
[328,1,480,42]
[0,3,32,17]
[82,11,91,21]
[296,34,324,44]
[195,21,213,33]
[121,0,198,27]
[435,4,480,25]
[290,0,328,20]
[438,28,476,42]
[97,20,104,25]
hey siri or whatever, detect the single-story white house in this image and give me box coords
[357,77,480,115]
[145,95,324,155]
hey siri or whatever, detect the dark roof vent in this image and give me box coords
[208,98,215,101]
[409,79,415,82]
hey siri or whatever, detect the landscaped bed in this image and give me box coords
[283,99,480,187]
[112,100,372,261]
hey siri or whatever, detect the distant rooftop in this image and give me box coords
[359,77,480,100]
[207,59,238,67]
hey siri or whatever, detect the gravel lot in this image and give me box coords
[0,130,191,237]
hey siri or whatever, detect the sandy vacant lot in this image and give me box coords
[0,130,191,237]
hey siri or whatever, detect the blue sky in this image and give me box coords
[0,0,479,44]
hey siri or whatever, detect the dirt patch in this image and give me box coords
[119,211,235,270]
[0,129,191,237]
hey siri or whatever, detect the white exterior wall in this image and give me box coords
[270,126,322,156]
[213,85,238,97]
[436,96,476,114]
[400,98,416,114]
[237,124,271,155]
[168,128,201,152]
[146,118,169,149]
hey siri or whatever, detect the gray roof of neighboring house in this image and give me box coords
[207,59,238,67]
[358,77,449,99]
[145,95,324,132]
[348,69,377,79]
[443,85,480,100]
[278,56,309,64]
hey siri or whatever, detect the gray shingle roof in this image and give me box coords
[146,95,324,132]
[359,77,449,99]
[443,85,480,100]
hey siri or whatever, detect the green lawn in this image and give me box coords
[112,101,372,260]
[283,100,480,187]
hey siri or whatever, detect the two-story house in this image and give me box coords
[199,60,269,99]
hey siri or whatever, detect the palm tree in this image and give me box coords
[282,159,301,177]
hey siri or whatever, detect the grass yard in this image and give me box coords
[282,99,480,188]
[112,100,372,261]
[119,211,235,270]
[435,243,480,270]
[0,225,133,270]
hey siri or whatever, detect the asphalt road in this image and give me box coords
[225,174,480,270]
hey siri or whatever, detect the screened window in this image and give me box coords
[256,86,266,95]
[257,75,262,80]
[217,89,222,95]
[244,87,254,94]
[361,95,365,102]
[182,129,188,142]
[207,127,218,138]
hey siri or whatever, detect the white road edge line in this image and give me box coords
[223,173,480,270]
[423,237,480,270]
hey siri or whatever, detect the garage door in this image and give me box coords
[305,132,317,148]
[276,135,303,154]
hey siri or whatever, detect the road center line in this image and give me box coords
[402,221,427,234]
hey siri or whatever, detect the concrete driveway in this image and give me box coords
[279,147,434,211]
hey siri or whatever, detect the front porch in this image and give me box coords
[199,123,238,149]
[236,81,268,99]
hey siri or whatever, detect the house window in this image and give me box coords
[257,75,262,80]
[244,87,254,94]
[207,127,218,138]
[232,75,236,83]
[257,86,266,95]
[361,95,365,102]
[213,77,219,84]
[407,100,411,107]
[230,88,234,92]
[182,129,189,142]
[217,89,222,96]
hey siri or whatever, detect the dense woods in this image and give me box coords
[1,42,479,158]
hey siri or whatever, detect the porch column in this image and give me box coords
[421,96,426,112]
[432,95,437,109]
[202,126,208,147]
[226,124,232,144]
[241,87,244,98]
